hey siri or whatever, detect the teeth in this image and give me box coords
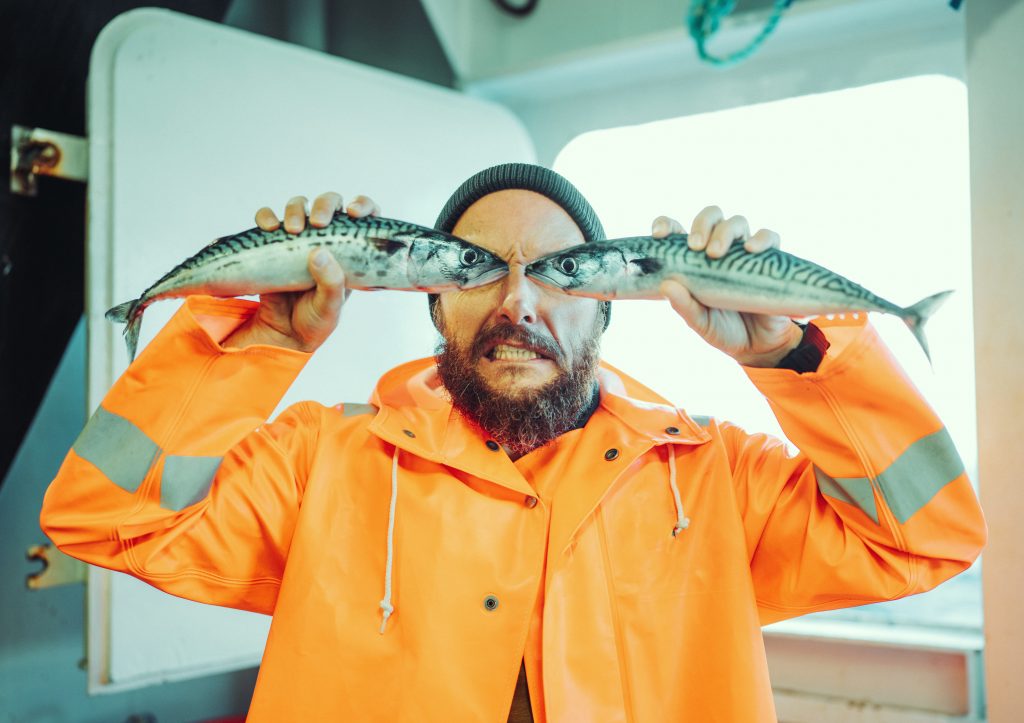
[492,344,540,361]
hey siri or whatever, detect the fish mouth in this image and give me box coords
[525,270,605,298]
[523,269,562,290]
[460,264,509,289]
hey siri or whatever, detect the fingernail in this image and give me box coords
[314,249,329,267]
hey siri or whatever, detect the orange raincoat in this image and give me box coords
[40,296,986,721]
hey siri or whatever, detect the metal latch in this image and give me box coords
[26,543,87,589]
[10,125,88,196]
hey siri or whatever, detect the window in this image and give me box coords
[554,74,981,634]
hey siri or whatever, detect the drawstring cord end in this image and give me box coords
[379,600,394,634]
[667,449,690,538]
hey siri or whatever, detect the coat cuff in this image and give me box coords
[107,296,311,445]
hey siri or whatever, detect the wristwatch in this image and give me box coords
[774,322,830,373]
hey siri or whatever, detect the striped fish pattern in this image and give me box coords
[107,213,508,361]
[525,234,951,360]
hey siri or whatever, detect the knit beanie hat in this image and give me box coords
[430,162,611,331]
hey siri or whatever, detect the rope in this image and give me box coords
[687,0,795,67]
[379,448,399,634]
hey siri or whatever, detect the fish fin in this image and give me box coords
[368,237,407,255]
[630,257,664,275]
[105,300,135,323]
[902,289,954,364]
[105,299,144,362]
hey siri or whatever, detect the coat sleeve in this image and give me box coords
[39,295,316,615]
[725,315,987,625]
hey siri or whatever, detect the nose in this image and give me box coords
[495,265,540,325]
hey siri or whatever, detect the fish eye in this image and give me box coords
[558,256,579,275]
[460,248,480,265]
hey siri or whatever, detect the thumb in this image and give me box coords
[660,279,708,334]
[308,248,347,324]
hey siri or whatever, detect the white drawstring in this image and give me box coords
[379,448,399,633]
[668,449,690,536]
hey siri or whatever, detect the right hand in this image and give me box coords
[222,192,381,353]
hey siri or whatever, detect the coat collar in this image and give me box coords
[595,361,711,445]
[365,358,710,498]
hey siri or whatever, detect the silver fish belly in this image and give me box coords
[107,213,508,360]
[525,234,952,361]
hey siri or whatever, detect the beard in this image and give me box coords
[434,315,603,458]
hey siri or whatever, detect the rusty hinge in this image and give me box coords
[26,543,86,589]
[10,125,88,196]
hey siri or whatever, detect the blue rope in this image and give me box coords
[687,0,795,67]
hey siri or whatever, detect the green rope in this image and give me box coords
[687,0,795,67]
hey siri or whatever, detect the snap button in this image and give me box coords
[604,448,619,461]
[483,595,500,611]
[665,426,680,435]
[486,440,500,451]
[524,495,538,508]
[403,429,416,438]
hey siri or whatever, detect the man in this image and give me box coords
[41,163,986,722]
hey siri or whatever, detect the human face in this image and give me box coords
[436,189,604,399]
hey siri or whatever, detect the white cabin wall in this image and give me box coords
[965,1,1024,720]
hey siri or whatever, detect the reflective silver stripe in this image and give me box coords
[160,455,223,511]
[876,427,965,524]
[72,406,160,493]
[815,427,964,526]
[814,466,878,524]
[690,415,712,428]
[342,403,377,417]
[70,407,225,509]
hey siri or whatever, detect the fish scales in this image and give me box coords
[525,233,951,361]
[107,212,508,361]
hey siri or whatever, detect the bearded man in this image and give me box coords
[41,164,986,722]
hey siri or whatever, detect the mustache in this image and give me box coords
[471,322,564,366]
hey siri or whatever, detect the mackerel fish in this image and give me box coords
[525,234,951,361]
[107,213,509,360]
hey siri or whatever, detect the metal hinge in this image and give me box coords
[26,543,87,589]
[10,125,88,196]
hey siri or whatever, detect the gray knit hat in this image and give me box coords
[430,162,611,330]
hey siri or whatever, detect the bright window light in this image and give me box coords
[554,75,980,632]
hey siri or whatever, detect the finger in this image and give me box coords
[308,248,347,322]
[707,214,749,258]
[652,216,686,239]
[369,199,381,217]
[310,192,343,227]
[346,195,378,218]
[659,279,709,335]
[255,206,281,231]
[687,205,723,251]
[284,196,309,234]
[744,228,780,254]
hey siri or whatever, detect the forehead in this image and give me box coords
[450,189,585,262]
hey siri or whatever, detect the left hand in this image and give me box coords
[653,205,803,368]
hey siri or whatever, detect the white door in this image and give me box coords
[86,7,534,693]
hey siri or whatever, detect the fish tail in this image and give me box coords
[105,299,145,361]
[902,289,954,363]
